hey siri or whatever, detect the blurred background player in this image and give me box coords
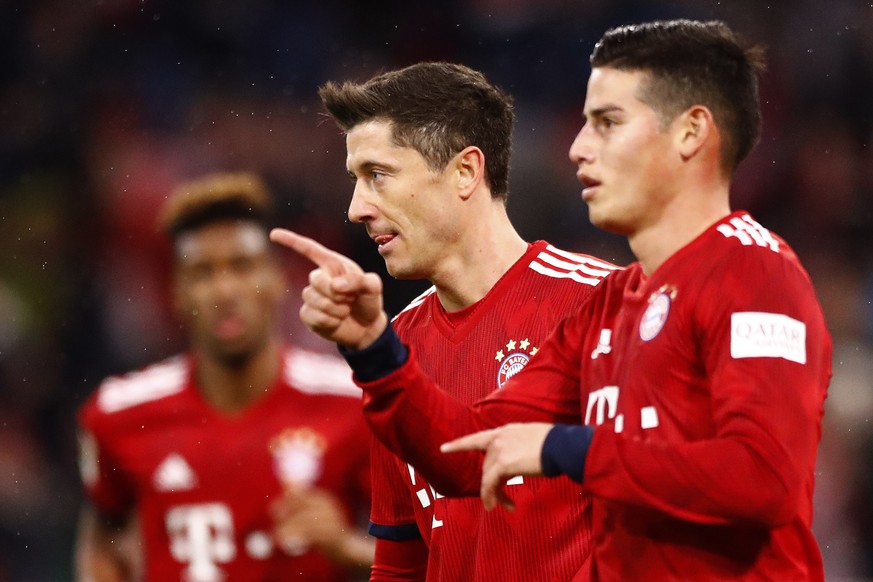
[282,62,618,580]
[75,172,373,581]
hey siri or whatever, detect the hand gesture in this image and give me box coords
[270,229,388,350]
[441,422,554,511]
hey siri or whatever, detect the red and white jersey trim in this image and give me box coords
[529,245,618,286]
[283,348,361,398]
[393,286,437,321]
[97,356,187,414]
[716,213,781,252]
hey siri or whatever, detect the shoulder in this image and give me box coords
[83,355,189,419]
[689,214,826,333]
[282,346,362,399]
[528,241,621,288]
[391,285,437,327]
[705,213,811,284]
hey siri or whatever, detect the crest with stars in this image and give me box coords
[269,427,327,488]
[495,338,538,388]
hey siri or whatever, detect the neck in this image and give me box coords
[629,183,731,276]
[195,339,280,413]
[432,201,527,312]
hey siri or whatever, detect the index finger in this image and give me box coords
[440,429,496,454]
[269,228,350,275]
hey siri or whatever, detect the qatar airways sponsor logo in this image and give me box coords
[730,312,806,364]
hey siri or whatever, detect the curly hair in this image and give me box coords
[158,172,273,240]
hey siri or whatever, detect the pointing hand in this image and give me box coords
[270,229,388,350]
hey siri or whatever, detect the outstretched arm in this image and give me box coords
[272,229,587,499]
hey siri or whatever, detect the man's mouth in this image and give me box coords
[372,233,398,253]
[373,234,395,245]
[214,314,246,339]
[578,173,602,200]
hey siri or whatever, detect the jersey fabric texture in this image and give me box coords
[358,213,832,581]
[78,346,370,582]
[368,240,618,580]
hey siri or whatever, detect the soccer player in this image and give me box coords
[75,173,373,582]
[274,19,832,581]
[279,62,617,580]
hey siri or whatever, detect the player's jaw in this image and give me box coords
[372,230,431,280]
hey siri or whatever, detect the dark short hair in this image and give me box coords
[159,172,273,241]
[319,62,515,199]
[591,19,767,173]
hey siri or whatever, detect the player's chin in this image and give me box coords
[383,259,421,281]
[209,335,261,365]
[588,208,630,236]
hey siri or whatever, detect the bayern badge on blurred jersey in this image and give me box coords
[270,427,326,488]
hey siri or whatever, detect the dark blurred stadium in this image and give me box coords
[1,0,871,579]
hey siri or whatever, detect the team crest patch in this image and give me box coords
[495,338,538,388]
[640,286,676,341]
[270,427,326,488]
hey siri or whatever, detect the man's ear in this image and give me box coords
[454,146,486,200]
[676,105,715,161]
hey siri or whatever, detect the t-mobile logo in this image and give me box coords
[585,386,619,426]
[166,503,235,582]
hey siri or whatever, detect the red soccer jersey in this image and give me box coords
[78,346,370,582]
[360,212,831,581]
[368,241,618,580]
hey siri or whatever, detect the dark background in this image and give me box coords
[1,0,872,579]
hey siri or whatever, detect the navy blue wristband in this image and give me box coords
[338,323,409,382]
[541,424,595,483]
[368,521,422,541]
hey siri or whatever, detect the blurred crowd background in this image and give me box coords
[1,0,872,579]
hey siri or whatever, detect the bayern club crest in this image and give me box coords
[639,286,676,341]
[495,338,537,388]
[270,427,326,488]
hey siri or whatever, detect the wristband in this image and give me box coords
[338,324,409,382]
[541,424,595,483]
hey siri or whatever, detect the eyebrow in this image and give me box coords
[584,105,623,120]
[347,159,398,176]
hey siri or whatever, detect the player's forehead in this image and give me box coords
[175,220,269,264]
[583,67,649,116]
[345,119,421,172]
